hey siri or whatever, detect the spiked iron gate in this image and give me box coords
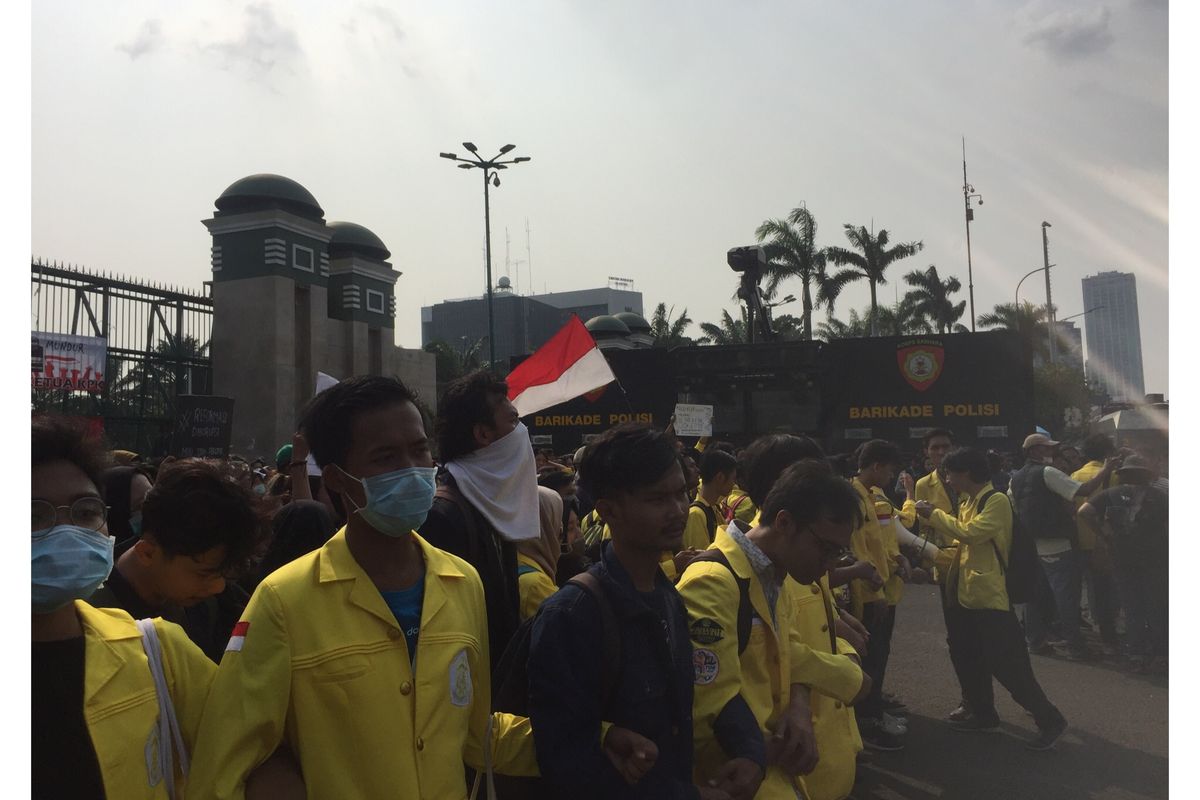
[31,260,214,456]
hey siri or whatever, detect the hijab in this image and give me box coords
[519,487,564,580]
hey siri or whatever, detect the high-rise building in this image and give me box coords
[1081,271,1145,401]
[1042,320,1083,373]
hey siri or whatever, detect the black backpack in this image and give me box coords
[978,489,1040,606]
[684,549,753,655]
[490,571,620,799]
[690,500,721,544]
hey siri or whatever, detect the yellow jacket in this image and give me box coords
[927,485,1013,611]
[1071,461,1118,551]
[849,479,890,614]
[517,552,558,621]
[683,495,723,551]
[791,576,863,800]
[900,470,961,583]
[189,528,537,800]
[871,492,904,606]
[76,601,216,800]
[677,527,865,799]
[724,485,758,527]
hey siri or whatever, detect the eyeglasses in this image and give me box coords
[32,498,108,534]
[807,527,851,564]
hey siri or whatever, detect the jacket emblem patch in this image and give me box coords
[693,648,719,685]
[690,617,724,644]
[449,649,473,707]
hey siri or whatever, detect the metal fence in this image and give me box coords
[31,259,214,455]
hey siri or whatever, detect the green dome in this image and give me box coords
[215,174,324,220]
[614,312,651,333]
[585,315,631,336]
[327,221,391,261]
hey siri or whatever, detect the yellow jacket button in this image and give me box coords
[400,681,412,695]
[821,624,829,632]
[416,737,425,751]
[835,702,843,709]
[811,585,820,594]
[389,628,402,640]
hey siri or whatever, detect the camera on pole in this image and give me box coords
[727,245,776,344]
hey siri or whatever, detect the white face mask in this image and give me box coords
[445,422,540,542]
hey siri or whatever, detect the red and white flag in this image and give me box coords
[226,620,250,652]
[507,315,616,417]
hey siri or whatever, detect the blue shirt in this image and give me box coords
[381,575,425,663]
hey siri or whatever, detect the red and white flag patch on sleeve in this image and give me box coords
[226,621,250,652]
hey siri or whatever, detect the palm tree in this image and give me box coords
[875,295,933,337]
[825,224,923,336]
[754,206,844,339]
[423,337,486,388]
[107,335,211,418]
[649,302,694,348]
[698,309,749,345]
[903,265,966,334]
[978,301,1052,360]
[816,310,867,340]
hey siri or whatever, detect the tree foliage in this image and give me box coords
[754,206,845,339]
[649,302,695,348]
[903,265,966,334]
[825,224,923,336]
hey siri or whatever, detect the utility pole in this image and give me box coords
[962,137,983,331]
[1042,221,1056,364]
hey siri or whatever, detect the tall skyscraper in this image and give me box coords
[1081,271,1145,401]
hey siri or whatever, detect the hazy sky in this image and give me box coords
[32,0,1168,394]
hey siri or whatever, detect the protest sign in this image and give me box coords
[174,395,235,458]
[32,332,107,393]
[673,403,714,437]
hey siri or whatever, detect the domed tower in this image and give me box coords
[201,174,432,457]
[585,315,634,351]
[614,311,653,348]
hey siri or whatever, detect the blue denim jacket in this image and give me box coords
[528,541,699,800]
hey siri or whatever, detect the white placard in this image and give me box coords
[673,403,714,437]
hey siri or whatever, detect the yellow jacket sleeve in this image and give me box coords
[787,622,864,704]
[156,618,217,758]
[675,562,746,750]
[834,637,859,660]
[897,499,918,529]
[518,567,558,622]
[190,583,293,800]
[928,493,1011,548]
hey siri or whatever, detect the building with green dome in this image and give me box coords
[203,174,434,455]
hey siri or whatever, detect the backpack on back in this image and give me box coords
[978,489,1041,606]
[690,500,721,544]
[685,549,753,655]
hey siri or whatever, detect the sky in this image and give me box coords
[30,0,1169,395]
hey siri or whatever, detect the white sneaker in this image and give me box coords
[881,712,908,735]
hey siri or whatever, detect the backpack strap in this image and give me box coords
[690,500,719,543]
[137,618,188,800]
[687,549,752,655]
[975,489,1009,574]
[435,482,484,572]
[568,572,621,706]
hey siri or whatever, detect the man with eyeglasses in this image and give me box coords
[678,457,870,799]
[88,459,264,662]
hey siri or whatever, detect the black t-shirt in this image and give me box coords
[32,637,106,799]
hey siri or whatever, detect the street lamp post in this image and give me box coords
[1041,221,1055,364]
[440,143,532,368]
[962,138,984,331]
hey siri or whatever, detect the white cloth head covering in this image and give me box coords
[445,422,540,542]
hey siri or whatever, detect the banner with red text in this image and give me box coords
[31,332,108,393]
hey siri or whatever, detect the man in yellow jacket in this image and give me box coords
[848,440,905,751]
[679,454,870,799]
[1072,433,1122,652]
[189,376,539,799]
[916,446,1068,751]
[33,413,218,800]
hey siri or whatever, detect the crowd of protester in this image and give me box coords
[31,371,1169,799]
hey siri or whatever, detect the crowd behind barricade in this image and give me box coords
[31,371,1169,800]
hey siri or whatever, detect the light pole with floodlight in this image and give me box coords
[439,143,531,368]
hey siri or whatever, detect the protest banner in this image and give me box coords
[173,395,235,458]
[32,332,107,393]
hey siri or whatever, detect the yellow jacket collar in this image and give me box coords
[317,527,467,584]
[316,527,468,632]
[75,601,142,704]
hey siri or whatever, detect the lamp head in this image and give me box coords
[439,152,457,160]
[499,144,516,154]
[463,142,478,152]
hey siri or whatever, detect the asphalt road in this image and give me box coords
[851,585,1168,800]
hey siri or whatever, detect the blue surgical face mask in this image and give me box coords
[253,483,267,496]
[32,525,115,614]
[129,510,144,537]
[341,466,438,537]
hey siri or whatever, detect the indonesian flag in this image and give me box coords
[507,315,616,417]
[226,621,250,652]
